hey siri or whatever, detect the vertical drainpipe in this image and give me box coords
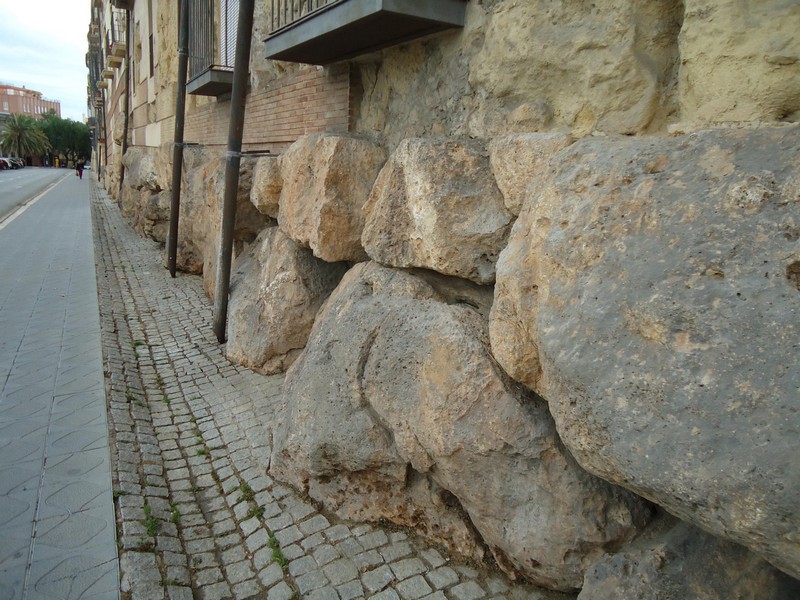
[119,8,131,197]
[166,0,191,277]
[212,0,255,343]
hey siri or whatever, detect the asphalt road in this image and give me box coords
[0,167,72,222]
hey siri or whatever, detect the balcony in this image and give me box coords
[186,0,236,96]
[110,9,127,57]
[102,68,115,80]
[264,0,467,65]
[111,41,126,57]
[108,53,123,67]
[97,80,109,90]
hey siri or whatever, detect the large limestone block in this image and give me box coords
[250,155,282,219]
[470,0,683,135]
[489,133,573,216]
[122,146,164,193]
[272,262,652,591]
[362,138,513,284]
[490,126,800,578]
[226,227,348,375]
[118,146,172,241]
[173,146,216,275]
[142,191,171,243]
[278,133,387,262]
[580,516,800,600]
[178,148,268,292]
[679,1,800,124]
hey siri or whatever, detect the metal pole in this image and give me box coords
[212,0,255,343]
[119,9,131,197]
[167,0,191,277]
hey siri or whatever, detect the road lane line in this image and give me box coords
[0,173,71,232]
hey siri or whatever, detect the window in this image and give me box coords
[186,0,238,96]
[221,0,238,66]
[2,101,7,111]
[148,0,155,77]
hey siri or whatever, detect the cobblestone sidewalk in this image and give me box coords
[90,181,565,600]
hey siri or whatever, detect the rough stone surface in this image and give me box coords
[351,2,683,144]
[488,133,573,216]
[470,1,683,136]
[141,191,171,243]
[678,0,800,125]
[272,262,653,591]
[250,155,282,219]
[490,126,800,578]
[178,147,269,297]
[118,146,171,241]
[278,133,387,262]
[226,226,348,374]
[579,516,800,600]
[362,138,513,284]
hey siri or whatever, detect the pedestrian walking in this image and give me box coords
[76,158,85,180]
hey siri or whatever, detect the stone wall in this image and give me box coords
[109,0,800,595]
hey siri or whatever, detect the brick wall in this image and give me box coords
[184,64,350,153]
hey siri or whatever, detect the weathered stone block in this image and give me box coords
[488,132,573,216]
[469,0,683,135]
[250,155,282,219]
[278,133,387,262]
[679,0,800,124]
[226,226,348,374]
[491,126,800,579]
[579,516,800,600]
[272,262,652,591]
[362,138,513,284]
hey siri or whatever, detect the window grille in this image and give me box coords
[188,0,238,81]
[111,8,127,45]
[221,0,238,68]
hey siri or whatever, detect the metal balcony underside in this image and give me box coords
[186,67,235,97]
[264,0,467,65]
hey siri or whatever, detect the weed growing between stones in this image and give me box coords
[143,503,159,537]
[237,483,255,503]
[268,533,288,572]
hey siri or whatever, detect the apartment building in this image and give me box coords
[0,83,61,117]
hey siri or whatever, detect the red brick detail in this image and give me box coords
[185,64,350,153]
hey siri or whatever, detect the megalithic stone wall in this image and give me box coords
[105,0,800,595]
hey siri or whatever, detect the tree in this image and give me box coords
[39,114,92,165]
[1,114,51,157]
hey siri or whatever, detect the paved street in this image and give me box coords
[0,172,119,599]
[3,174,565,600]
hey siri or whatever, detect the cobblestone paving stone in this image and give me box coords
[90,181,568,600]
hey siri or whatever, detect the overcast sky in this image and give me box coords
[0,1,92,122]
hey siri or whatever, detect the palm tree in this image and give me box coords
[1,114,51,158]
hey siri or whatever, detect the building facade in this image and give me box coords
[0,83,61,118]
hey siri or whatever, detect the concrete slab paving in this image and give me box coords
[0,173,119,600]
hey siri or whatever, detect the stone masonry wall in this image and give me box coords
[111,0,800,596]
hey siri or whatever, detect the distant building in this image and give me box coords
[0,83,61,118]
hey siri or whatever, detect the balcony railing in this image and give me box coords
[187,0,237,96]
[268,0,342,33]
[110,8,127,55]
[264,0,468,65]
